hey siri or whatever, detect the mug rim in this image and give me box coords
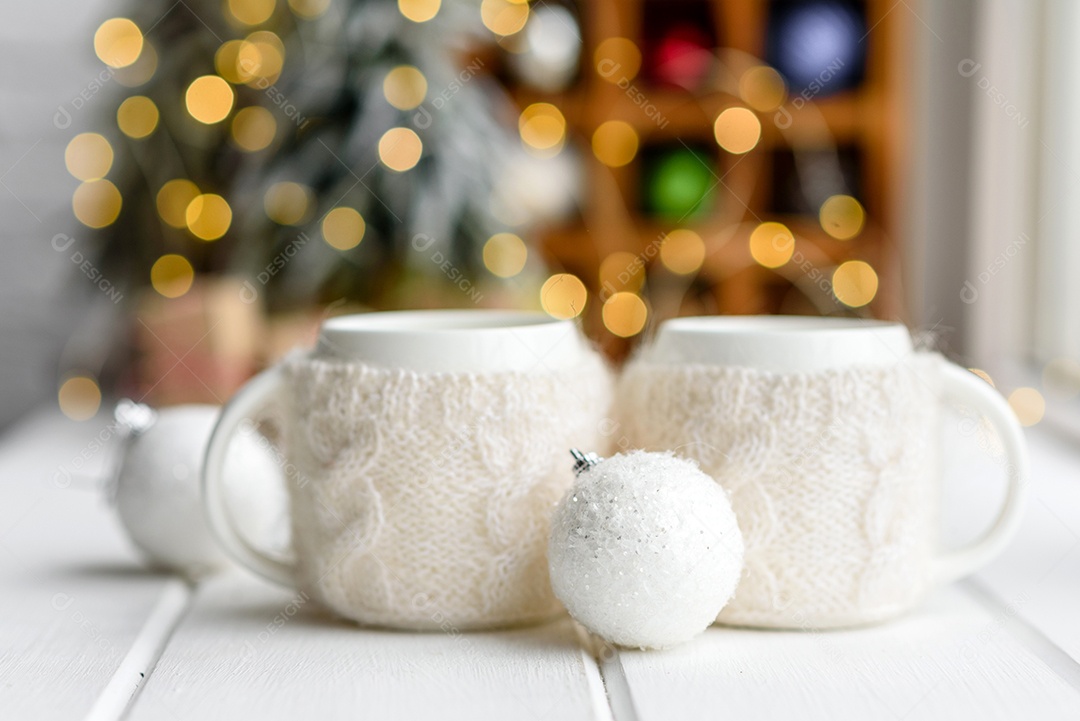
[660,315,905,335]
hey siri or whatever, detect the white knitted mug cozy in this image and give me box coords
[203,310,613,631]
[615,350,1028,629]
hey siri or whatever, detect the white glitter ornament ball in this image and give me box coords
[548,450,744,649]
[114,404,286,576]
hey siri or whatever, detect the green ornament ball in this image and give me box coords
[645,148,716,219]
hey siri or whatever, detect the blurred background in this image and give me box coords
[0,0,1066,430]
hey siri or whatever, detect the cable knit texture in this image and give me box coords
[615,353,943,628]
[281,351,613,630]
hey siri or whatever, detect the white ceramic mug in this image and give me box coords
[203,310,612,630]
[616,315,1028,628]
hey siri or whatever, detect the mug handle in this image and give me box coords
[933,363,1030,585]
[202,365,295,587]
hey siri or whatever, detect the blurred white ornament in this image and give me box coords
[507,5,581,92]
[112,402,287,577]
[490,149,582,227]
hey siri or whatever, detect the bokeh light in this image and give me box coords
[739,66,787,112]
[288,0,331,18]
[383,66,428,110]
[228,0,276,25]
[185,194,232,240]
[150,254,195,298]
[64,133,113,181]
[215,40,253,84]
[94,18,143,68]
[602,292,648,337]
[540,273,587,319]
[116,96,159,139]
[592,121,639,168]
[599,251,645,293]
[660,229,706,275]
[749,221,795,268]
[322,207,366,250]
[832,260,878,307]
[238,32,285,85]
[264,182,313,225]
[594,37,641,83]
[1008,387,1045,426]
[714,106,761,154]
[186,75,235,124]
[399,0,440,22]
[378,127,424,171]
[156,180,200,229]
[481,0,529,36]
[73,180,122,228]
[114,41,158,87]
[58,375,101,421]
[519,103,565,157]
[231,106,277,151]
[483,232,528,278]
[820,194,865,240]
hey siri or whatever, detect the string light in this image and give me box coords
[64,133,113,181]
[540,273,587,319]
[228,0,276,26]
[739,66,787,112]
[602,292,648,337]
[383,66,428,111]
[150,254,195,298]
[117,96,159,139]
[660,229,706,275]
[94,18,143,68]
[378,127,423,171]
[820,195,865,240]
[58,375,101,421]
[1007,387,1045,426]
[594,37,641,83]
[749,222,795,268]
[322,207,366,250]
[832,260,878,307]
[481,0,529,36]
[288,0,331,18]
[519,103,565,157]
[185,194,232,240]
[73,180,122,228]
[592,121,639,168]
[231,106,277,151]
[398,0,440,22]
[156,179,200,229]
[483,233,528,278]
[186,76,234,124]
[599,252,645,293]
[264,182,313,225]
[714,106,761,154]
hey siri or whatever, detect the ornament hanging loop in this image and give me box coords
[569,448,602,476]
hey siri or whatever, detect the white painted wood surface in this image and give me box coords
[3,410,1080,720]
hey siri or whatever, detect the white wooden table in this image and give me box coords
[3,410,1080,720]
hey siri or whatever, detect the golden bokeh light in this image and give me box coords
[185,194,233,240]
[398,0,440,22]
[58,375,102,421]
[64,133,114,181]
[602,292,648,337]
[117,96,159,139]
[483,232,528,278]
[378,127,424,171]
[264,182,314,225]
[288,0,331,18]
[322,207,366,250]
[383,66,428,110]
[519,103,565,157]
[592,121,639,168]
[238,32,285,84]
[594,37,641,83]
[114,41,158,87]
[1008,387,1045,427]
[94,18,143,68]
[660,229,706,275]
[231,106,277,151]
[73,180,122,228]
[820,194,866,240]
[540,273,587,319]
[832,260,878,307]
[150,254,195,299]
[481,0,529,36]
[714,106,761,154]
[186,75,235,124]
[215,40,253,84]
[599,251,645,293]
[228,0,276,25]
[1043,357,1080,399]
[156,179,200,229]
[749,221,795,268]
[739,66,787,112]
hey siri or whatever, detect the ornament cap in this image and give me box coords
[569,448,602,476]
